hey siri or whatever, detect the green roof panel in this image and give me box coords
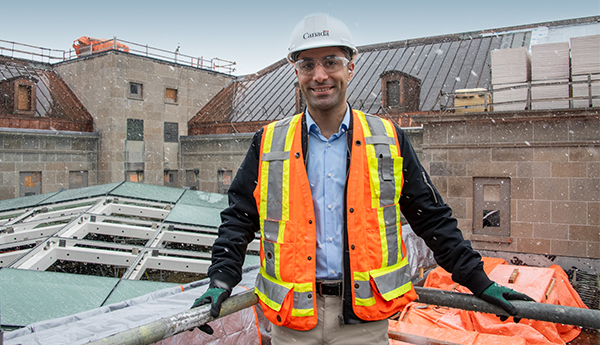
[41,182,123,205]
[110,182,184,204]
[102,279,179,306]
[0,268,178,327]
[0,268,118,326]
[0,192,58,212]
[179,189,228,208]
[165,203,223,227]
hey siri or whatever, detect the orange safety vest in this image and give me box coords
[253,109,417,330]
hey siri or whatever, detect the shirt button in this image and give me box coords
[327,173,332,177]
[329,237,333,242]
[327,205,332,209]
[330,270,335,275]
[328,143,332,147]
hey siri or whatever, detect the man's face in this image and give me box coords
[295,47,354,114]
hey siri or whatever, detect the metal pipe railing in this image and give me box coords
[87,285,600,345]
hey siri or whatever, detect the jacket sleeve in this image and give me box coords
[396,126,493,296]
[207,129,263,290]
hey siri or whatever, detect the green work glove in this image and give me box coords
[190,286,231,334]
[479,282,534,321]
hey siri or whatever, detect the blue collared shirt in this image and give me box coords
[305,107,350,280]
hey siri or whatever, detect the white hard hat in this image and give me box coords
[287,14,358,63]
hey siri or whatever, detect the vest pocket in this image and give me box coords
[254,271,314,326]
[353,258,412,304]
[255,269,293,312]
[369,257,412,301]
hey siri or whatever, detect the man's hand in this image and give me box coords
[190,287,231,334]
[479,282,534,321]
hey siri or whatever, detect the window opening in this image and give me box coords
[17,84,32,111]
[164,122,179,142]
[69,171,88,189]
[387,80,400,108]
[217,169,232,194]
[127,171,144,183]
[128,82,143,99]
[127,119,144,141]
[165,88,178,103]
[473,177,511,237]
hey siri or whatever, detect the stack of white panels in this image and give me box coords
[571,35,600,107]
[491,48,531,111]
[531,42,570,109]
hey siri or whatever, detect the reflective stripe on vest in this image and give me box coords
[351,111,413,309]
[254,114,315,321]
[357,112,404,268]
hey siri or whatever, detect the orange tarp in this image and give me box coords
[390,258,588,345]
[389,320,528,345]
[72,36,129,57]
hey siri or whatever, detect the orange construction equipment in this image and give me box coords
[389,258,589,345]
[72,36,129,57]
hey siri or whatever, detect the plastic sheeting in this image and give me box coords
[4,266,263,345]
[394,258,588,345]
[402,224,436,276]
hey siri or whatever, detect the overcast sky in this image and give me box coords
[1,0,598,75]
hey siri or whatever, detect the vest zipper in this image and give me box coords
[422,171,438,205]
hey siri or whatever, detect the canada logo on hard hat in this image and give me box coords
[303,30,330,40]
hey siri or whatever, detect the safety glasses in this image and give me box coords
[295,56,350,75]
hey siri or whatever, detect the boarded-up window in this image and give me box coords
[217,169,233,194]
[164,170,178,187]
[386,80,400,108]
[165,88,178,103]
[17,84,32,111]
[129,82,143,99]
[127,171,144,183]
[164,122,178,142]
[69,171,88,189]
[20,171,42,197]
[127,119,144,141]
[185,170,199,190]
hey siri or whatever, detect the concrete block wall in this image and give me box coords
[180,134,254,193]
[0,130,99,200]
[54,51,234,187]
[419,109,600,259]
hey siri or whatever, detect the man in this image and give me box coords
[192,14,532,344]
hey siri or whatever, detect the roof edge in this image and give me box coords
[357,15,600,53]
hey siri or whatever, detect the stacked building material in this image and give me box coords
[491,47,531,111]
[571,34,600,108]
[530,42,570,109]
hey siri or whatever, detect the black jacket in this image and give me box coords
[208,107,493,324]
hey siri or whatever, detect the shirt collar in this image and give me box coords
[305,106,350,136]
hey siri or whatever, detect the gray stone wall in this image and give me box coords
[416,109,600,259]
[181,133,254,193]
[180,126,425,194]
[54,51,234,186]
[0,129,99,200]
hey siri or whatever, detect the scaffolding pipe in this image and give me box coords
[87,288,258,345]
[414,287,600,329]
[87,286,599,345]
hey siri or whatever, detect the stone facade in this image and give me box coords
[415,108,600,259]
[0,129,98,199]
[179,125,423,194]
[54,51,234,187]
[180,133,254,193]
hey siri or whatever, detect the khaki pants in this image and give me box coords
[271,294,389,345]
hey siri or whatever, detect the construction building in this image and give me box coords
[0,16,599,344]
